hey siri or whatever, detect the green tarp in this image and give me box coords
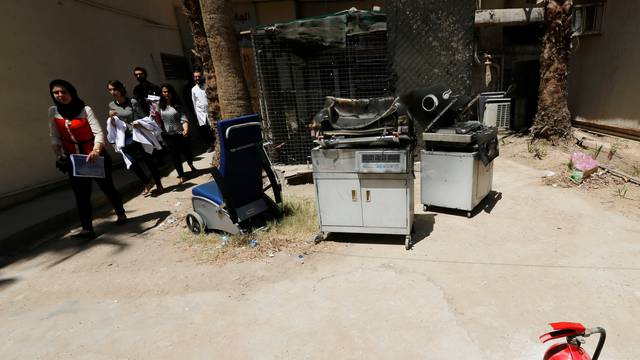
[255,9,386,47]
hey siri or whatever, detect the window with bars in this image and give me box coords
[572,3,605,36]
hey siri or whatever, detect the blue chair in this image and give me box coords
[186,114,282,234]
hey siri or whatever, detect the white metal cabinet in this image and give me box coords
[315,178,363,227]
[312,147,414,249]
[420,150,493,214]
[360,179,408,228]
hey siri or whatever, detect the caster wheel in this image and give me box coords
[466,212,472,218]
[405,235,412,250]
[186,212,205,234]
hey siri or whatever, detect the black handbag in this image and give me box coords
[55,155,71,173]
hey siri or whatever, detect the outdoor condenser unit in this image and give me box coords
[479,92,511,129]
[483,99,511,129]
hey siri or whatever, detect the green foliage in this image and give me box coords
[592,144,603,160]
[614,185,628,199]
[608,141,621,160]
[528,142,548,160]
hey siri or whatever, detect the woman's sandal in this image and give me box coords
[142,183,154,196]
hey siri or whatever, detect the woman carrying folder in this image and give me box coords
[49,79,126,239]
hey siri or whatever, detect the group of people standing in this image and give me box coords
[48,67,212,239]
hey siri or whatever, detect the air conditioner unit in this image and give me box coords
[482,98,511,129]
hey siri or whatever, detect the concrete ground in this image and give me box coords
[1,156,639,359]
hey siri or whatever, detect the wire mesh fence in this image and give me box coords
[252,30,392,165]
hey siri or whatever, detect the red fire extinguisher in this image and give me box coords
[540,322,606,360]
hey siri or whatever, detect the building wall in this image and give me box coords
[568,1,640,130]
[0,0,186,200]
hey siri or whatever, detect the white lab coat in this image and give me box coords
[106,116,133,169]
[132,117,163,154]
[191,83,208,127]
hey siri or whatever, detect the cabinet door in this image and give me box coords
[316,179,363,227]
[361,179,407,228]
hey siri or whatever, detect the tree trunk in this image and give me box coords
[199,0,253,119]
[181,0,223,165]
[531,0,573,143]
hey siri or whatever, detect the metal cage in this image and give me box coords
[251,30,392,164]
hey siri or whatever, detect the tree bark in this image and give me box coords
[181,0,222,165]
[199,0,253,119]
[531,0,574,142]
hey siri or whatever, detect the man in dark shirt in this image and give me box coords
[132,66,161,116]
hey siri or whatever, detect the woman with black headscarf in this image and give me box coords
[49,79,126,239]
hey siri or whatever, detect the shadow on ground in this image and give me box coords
[325,213,436,249]
[0,277,18,291]
[1,207,172,272]
[425,190,503,218]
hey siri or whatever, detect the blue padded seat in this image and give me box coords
[192,181,224,205]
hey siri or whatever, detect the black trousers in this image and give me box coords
[163,133,193,177]
[199,124,214,148]
[68,153,125,231]
[121,142,162,187]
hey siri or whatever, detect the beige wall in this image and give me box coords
[0,0,186,198]
[255,1,296,25]
[568,1,640,130]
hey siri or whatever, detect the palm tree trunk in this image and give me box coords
[531,0,574,142]
[180,0,222,165]
[199,0,253,119]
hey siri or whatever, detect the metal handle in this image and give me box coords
[351,190,357,202]
[366,190,371,202]
[587,327,606,360]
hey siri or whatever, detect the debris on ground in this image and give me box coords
[179,196,323,264]
[501,130,640,204]
[569,152,598,182]
[600,164,640,186]
[285,170,313,185]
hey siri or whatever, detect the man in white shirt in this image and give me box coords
[191,69,214,153]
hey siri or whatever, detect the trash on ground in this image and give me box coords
[249,239,258,248]
[297,254,304,264]
[220,235,229,246]
[164,215,177,225]
[571,152,598,177]
[570,170,584,184]
[541,170,556,178]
